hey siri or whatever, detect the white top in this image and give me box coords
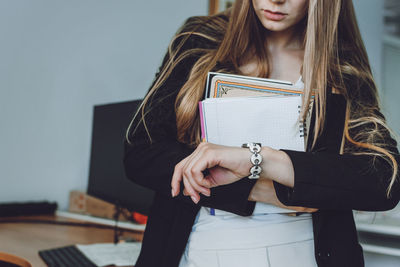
[192,207,312,234]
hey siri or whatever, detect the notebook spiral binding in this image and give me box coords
[298,105,307,138]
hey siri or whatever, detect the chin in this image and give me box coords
[261,21,290,32]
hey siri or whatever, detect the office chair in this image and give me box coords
[0,252,32,267]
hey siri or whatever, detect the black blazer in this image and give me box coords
[124,16,400,267]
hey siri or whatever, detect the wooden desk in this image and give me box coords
[0,215,144,267]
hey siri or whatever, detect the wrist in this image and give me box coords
[259,148,295,187]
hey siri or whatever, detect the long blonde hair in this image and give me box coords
[127,0,398,196]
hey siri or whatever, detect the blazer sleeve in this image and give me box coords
[273,94,400,211]
[123,17,257,217]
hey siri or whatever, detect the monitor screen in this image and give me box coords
[87,100,154,215]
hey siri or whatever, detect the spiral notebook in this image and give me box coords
[199,95,306,215]
[200,95,305,149]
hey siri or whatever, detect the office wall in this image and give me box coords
[0,0,207,209]
[353,0,384,87]
[382,37,400,141]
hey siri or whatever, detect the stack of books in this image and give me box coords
[199,72,312,215]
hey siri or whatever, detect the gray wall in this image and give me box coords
[0,0,207,210]
[353,0,384,87]
[382,37,400,141]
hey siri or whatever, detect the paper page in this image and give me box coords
[76,242,141,267]
[203,96,304,151]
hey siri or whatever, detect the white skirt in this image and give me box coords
[179,214,317,267]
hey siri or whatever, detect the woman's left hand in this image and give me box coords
[170,142,251,203]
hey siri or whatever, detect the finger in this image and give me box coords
[171,162,183,197]
[203,174,219,188]
[183,146,214,191]
[191,164,214,189]
[179,150,210,196]
[179,143,213,198]
[171,158,189,197]
[183,157,211,195]
[182,175,200,204]
[185,172,211,197]
[172,144,205,196]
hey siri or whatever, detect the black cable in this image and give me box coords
[112,202,134,243]
[114,204,122,244]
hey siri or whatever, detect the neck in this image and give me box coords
[266,26,303,52]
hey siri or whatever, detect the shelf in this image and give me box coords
[361,243,400,257]
[356,216,400,258]
[384,34,400,49]
[356,222,400,237]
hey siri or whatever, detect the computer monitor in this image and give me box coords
[87,100,154,215]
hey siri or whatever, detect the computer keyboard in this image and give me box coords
[39,245,97,267]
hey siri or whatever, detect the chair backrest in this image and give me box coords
[0,252,32,267]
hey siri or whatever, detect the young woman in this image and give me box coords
[124,0,400,266]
